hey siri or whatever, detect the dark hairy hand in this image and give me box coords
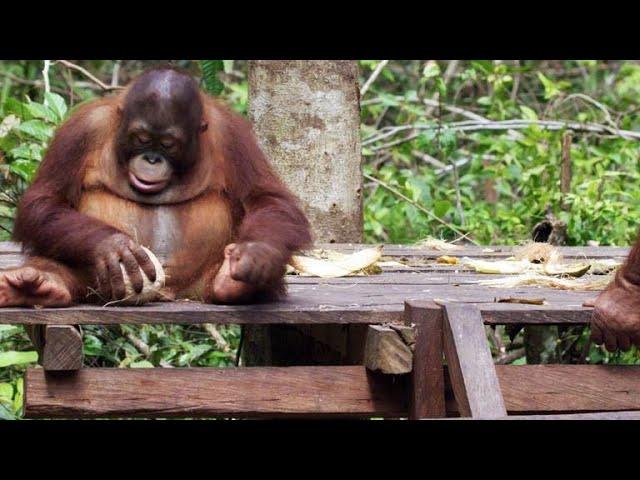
[226,241,287,286]
[591,275,640,352]
[93,233,156,300]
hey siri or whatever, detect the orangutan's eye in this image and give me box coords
[134,131,151,145]
[160,138,175,149]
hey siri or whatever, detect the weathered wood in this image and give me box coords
[23,366,407,418]
[313,244,630,259]
[0,302,596,326]
[501,411,640,420]
[496,365,640,414]
[0,242,630,260]
[389,323,416,350]
[443,364,640,415]
[41,325,83,371]
[439,411,640,420]
[405,301,446,419]
[443,303,507,418]
[0,242,616,329]
[363,324,413,374]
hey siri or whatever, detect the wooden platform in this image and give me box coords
[1,242,637,420]
[0,243,625,326]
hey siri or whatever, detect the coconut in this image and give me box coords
[111,246,166,305]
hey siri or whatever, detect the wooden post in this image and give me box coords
[363,324,413,374]
[244,60,364,366]
[405,301,446,419]
[26,324,83,371]
[442,304,506,419]
[42,325,83,371]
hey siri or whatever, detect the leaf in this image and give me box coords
[0,383,13,403]
[16,119,53,142]
[0,325,21,341]
[200,60,225,96]
[433,200,452,218]
[0,351,38,368]
[537,72,566,100]
[83,334,103,356]
[422,61,441,79]
[44,92,68,122]
[13,377,23,414]
[10,143,44,162]
[9,159,38,182]
[23,101,57,123]
[0,403,15,420]
[130,360,154,368]
[519,105,538,121]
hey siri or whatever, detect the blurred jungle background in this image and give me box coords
[1,60,639,418]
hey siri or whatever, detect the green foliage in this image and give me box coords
[0,325,35,419]
[200,60,225,96]
[0,91,69,238]
[360,60,640,247]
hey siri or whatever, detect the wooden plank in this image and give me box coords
[42,325,83,371]
[363,324,413,374]
[23,366,407,418]
[437,411,640,420]
[502,411,640,420]
[496,365,640,414]
[0,301,595,326]
[313,243,630,259]
[405,301,445,419]
[0,241,629,259]
[443,303,507,418]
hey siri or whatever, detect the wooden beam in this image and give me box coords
[443,303,507,419]
[496,365,640,414]
[501,411,640,420]
[24,366,407,418]
[42,325,83,371]
[0,301,595,327]
[363,324,413,374]
[434,411,640,420]
[405,301,446,419]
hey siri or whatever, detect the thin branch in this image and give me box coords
[360,60,389,97]
[110,60,121,88]
[556,93,616,127]
[41,60,51,103]
[364,172,478,244]
[424,60,459,117]
[54,60,123,91]
[366,119,640,152]
[495,348,525,365]
[121,328,150,357]
[202,323,230,352]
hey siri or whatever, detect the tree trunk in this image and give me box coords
[247,60,363,243]
[242,60,364,366]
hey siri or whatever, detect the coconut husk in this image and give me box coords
[289,245,383,278]
[415,237,463,251]
[478,272,612,291]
